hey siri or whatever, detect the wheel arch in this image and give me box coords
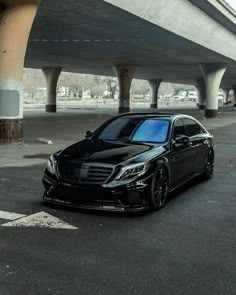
[153,157,171,184]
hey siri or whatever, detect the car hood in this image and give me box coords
[59,139,164,165]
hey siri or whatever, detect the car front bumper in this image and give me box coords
[42,173,152,212]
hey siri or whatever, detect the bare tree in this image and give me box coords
[131,80,150,97]
[102,78,118,98]
[58,72,83,98]
[23,68,197,104]
[23,69,46,102]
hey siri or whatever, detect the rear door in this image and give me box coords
[183,118,209,173]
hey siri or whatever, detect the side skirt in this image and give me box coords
[168,172,202,193]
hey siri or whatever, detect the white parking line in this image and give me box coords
[0,210,26,221]
[1,211,78,229]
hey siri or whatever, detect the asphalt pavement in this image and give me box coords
[0,104,235,295]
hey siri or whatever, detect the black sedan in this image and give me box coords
[42,113,214,212]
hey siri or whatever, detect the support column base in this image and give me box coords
[205,109,218,118]
[198,104,205,110]
[118,107,130,114]
[0,119,23,144]
[46,105,57,113]
[150,103,158,109]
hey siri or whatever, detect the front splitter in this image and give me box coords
[43,195,149,213]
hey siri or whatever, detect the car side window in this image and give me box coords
[183,118,205,137]
[173,119,186,139]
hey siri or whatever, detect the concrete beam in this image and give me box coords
[0,0,40,144]
[199,64,226,118]
[189,0,236,35]
[42,67,62,113]
[104,0,236,62]
[148,79,162,109]
[113,65,136,113]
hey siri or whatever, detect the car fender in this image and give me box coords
[152,157,171,184]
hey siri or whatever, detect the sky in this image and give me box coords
[225,0,236,10]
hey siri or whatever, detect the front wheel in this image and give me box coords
[148,166,169,211]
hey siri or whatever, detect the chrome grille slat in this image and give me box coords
[87,178,110,180]
[89,176,110,178]
[58,161,114,184]
[89,170,110,174]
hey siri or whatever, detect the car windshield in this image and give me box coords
[98,117,170,143]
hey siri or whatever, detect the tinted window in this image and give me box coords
[98,117,170,142]
[98,117,138,140]
[131,119,170,143]
[173,119,186,139]
[183,118,205,137]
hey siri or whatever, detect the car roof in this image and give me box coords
[112,113,208,133]
[114,112,180,120]
[113,112,205,125]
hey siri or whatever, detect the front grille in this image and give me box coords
[86,166,113,183]
[58,161,114,184]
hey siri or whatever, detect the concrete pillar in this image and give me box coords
[148,79,162,109]
[232,85,236,107]
[222,88,230,105]
[196,78,206,109]
[0,0,40,144]
[199,64,226,118]
[113,65,136,113]
[42,67,62,113]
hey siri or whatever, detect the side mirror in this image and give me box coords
[173,135,190,147]
[85,130,93,138]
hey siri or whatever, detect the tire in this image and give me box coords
[148,165,169,210]
[202,149,214,180]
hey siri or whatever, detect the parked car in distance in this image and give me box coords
[173,95,181,101]
[42,113,214,212]
[188,91,198,102]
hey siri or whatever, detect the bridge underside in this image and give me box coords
[26,0,236,88]
[0,0,235,144]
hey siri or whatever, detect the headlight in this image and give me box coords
[46,155,56,174]
[115,162,149,181]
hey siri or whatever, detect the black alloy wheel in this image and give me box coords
[203,149,214,180]
[148,166,169,210]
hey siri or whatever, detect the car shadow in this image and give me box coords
[167,175,203,202]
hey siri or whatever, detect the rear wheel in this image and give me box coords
[148,166,169,210]
[202,149,214,180]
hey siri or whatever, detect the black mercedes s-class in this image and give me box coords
[42,113,214,212]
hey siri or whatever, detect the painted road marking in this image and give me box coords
[0,211,78,230]
[0,210,26,221]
